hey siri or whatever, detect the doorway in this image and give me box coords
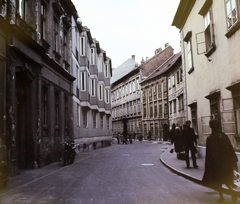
[15,71,34,169]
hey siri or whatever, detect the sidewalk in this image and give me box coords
[159,145,240,195]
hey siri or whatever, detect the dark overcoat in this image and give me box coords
[202,132,238,186]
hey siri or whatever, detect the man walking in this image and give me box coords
[182,120,198,168]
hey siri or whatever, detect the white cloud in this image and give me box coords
[72,0,181,68]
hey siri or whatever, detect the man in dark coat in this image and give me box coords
[202,119,238,203]
[182,120,198,168]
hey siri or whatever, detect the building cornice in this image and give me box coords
[172,0,196,30]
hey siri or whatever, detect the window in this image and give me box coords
[191,108,198,134]
[81,71,86,91]
[98,56,103,72]
[55,91,59,126]
[163,81,167,92]
[136,78,139,90]
[80,36,86,56]
[100,113,103,128]
[19,0,27,20]
[76,66,80,88]
[172,75,175,87]
[154,104,157,117]
[54,18,59,52]
[63,31,68,62]
[159,101,163,116]
[91,79,95,96]
[90,48,95,65]
[105,64,109,78]
[168,77,171,89]
[153,85,157,96]
[177,71,180,84]
[169,101,172,114]
[180,68,183,82]
[178,94,184,111]
[42,86,48,125]
[143,106,146,118]
[99,84,103,100]
[122,86,125,97]
[77,103,80,127]
[173,99,176,113]
[150,106,153,117]
[158,84,162,97]
[105,89,110,104]
[187,40,193,71]
[83,108,88,128]
[40,2,46,40]
[92,110,97,128]
[132,80,136,92]
[225,0,238,29]
[204,10,214,52]
[164,100,168,117]
[205,91,221,121]
[197,7,215,56]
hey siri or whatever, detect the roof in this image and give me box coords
[111,58,138,84]
[140,46,174,79]
[141,52,181,83]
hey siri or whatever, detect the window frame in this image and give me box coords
[81,71,86,91]
[99,84,103,101]
[91,78,96,97]
[80,36,86,56]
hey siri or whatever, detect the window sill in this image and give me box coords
[205,44,216,58]
[188,67,194,74]
[225,21,240,38]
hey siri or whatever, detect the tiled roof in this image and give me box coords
[141,52,181,83]
[111,58,138,84]
[140,46,174,79]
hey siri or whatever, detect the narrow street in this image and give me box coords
[0,142,237,204]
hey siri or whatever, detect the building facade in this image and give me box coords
[140,48,182,140]
[0,0,112,177]
[167,54,186,130]
[172,0,240,149]
[71,16,113,150]
[111,57,141,138]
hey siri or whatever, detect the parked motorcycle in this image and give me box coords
[0,160,8,189]
[63,141,76,165]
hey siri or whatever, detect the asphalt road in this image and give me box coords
[0,141,238,204]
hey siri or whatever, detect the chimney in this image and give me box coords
[165,43,169,48]
[155,47,162,55]
[132,55,135,61]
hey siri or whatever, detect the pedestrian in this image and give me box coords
[133,132,136,141]
[202,119,238,203]
[124,133,128,144]
[120,133,124,144]
[172,126,184,154]
[129,134,132,144]
[148,130,152,141]
[182,120,198,168]
[117,133,120,144]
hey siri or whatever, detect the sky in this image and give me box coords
[71,0,181,68]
